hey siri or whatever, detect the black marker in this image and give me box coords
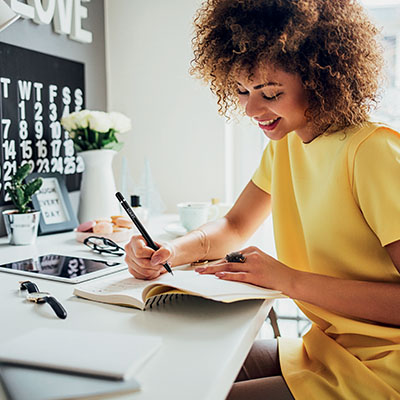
[115,192,174,276]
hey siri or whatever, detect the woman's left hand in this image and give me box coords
[195,246,296,293]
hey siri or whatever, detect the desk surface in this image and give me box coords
[0,215,273,400]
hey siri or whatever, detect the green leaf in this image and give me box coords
[15,187,25,211]
[20,204,30,213]
[97,132,104,148]
[104,142,124,151]
[74,143,83,152]
[88,129,96,143]
[6,187,18,207]
[101,138,113,146]
[13,163,31,184]
[108,131,118,143]
[25,178,43,197]
[74,135,90,151]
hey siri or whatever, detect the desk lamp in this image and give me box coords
[0,0,19,33]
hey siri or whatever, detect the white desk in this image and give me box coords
[0,215,273,400]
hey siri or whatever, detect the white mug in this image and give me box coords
[177,202,219,232]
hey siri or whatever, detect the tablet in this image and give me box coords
[0,254,127,283]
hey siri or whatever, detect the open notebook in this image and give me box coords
[73,269,285,310]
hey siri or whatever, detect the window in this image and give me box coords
[361,0,400,129]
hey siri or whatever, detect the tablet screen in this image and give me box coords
[0,254,126,283]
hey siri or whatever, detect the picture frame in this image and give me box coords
[26,172,79,235]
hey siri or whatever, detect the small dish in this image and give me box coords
[164,222,187,237]
[74,228,134,243]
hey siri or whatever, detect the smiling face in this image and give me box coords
[236,66,315,143]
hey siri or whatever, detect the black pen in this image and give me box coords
[115,192,174,276]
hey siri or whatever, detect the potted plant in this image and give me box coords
[2,163,43,245]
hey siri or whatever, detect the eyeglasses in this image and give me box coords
[19,280,67,319]
[83,236,125,257]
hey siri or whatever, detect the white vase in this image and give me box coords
[78,149,120,223]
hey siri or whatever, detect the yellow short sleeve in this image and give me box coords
[252,141,274,194]
[352,128,400,246]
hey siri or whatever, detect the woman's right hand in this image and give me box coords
[124,235,174,280]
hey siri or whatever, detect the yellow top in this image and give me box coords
[252,122,400,399]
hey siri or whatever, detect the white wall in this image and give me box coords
[105,0,227,213]
[104,0,275,254]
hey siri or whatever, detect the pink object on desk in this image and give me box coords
[76,220,96,232]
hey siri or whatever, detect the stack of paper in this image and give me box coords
[0,328,162,400]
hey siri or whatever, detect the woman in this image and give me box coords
[125,1,400,398]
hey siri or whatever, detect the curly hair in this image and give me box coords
[190,0,384,133]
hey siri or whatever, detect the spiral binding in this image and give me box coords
[144,294,186,310]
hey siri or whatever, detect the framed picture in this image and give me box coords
[26,173,79,235]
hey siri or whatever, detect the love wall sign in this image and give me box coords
[0,42,85,206]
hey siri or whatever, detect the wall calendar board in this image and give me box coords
[0,42,85,206]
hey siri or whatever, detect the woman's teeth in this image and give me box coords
[259,118,279,126]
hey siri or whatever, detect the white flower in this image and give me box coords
[87,111,113,133]
[61,113,77,131]
[73,109,91,129]
[59,109,131,152]
[61,110,91,131]
[109,112,131,133]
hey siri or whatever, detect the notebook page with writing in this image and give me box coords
[74,272,153,309]
[73,269,285,310]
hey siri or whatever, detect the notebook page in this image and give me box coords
[143,270,284,301]
[74,272,151,306]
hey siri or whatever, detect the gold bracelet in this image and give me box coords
[190,260,209,266]
[190,229,210,266]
